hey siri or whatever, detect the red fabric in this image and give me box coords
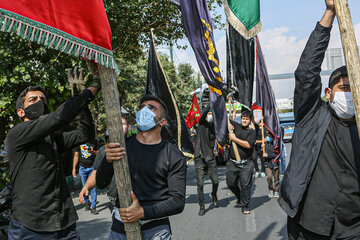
[250,102,262,110]
[0,0,112,51]
[185,93,201,129]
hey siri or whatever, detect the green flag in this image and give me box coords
[223,0,262,39]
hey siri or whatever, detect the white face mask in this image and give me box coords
[330,91,355,119]
[206,115,213,123]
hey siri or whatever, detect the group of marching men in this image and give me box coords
[191,103,282,217]
[5,1,360,239]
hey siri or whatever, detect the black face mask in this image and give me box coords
[24,100,49,120]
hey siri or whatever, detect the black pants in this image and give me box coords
[194,157,219,206]
[252,147,265,172]
[287,216,359,240]
[226,160,254,208]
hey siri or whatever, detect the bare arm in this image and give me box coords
[79,170,97,204]
[72,152,79,177]
[229,133,252,149]
[320,0,335,28]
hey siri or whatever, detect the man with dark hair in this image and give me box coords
[72,138,99,214]
[278,1,360,239]
[96,94,186,240]
[227,109,256,214]
[15,86,47,111]
[194,106,219,216]
[6,67,100,239]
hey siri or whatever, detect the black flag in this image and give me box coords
[145,32,194,157]
[226,22,255,108]
[255,36,282,159]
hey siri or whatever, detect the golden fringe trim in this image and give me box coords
[223,0,263,39]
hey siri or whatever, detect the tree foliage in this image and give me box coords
[0,0,222,144]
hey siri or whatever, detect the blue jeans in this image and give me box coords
[108,225,171,240]
[79,166,97,208]
[8,219,80,240]
[280,151,286,174]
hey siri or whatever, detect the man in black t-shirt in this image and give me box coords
[78,116,130,212]
[73,139,98,214]
[96,95,186,240]
[227,110,256,214]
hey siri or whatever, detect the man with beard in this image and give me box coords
[227,109,256,214]
[194,106,219,216]
[6,67,100,239]
[278,0,360,238]
[96,95,186,240]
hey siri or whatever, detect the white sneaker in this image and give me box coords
[268,190,274,198]
[273,192,279,198]
[260,172,266,178]
[255,172,260,178]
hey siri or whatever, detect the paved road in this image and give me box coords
[74,143,292,240]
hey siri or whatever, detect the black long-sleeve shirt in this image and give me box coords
[196,106,216,161]
[7,89,95,232]
[297,106,360,237]
[96,135,186,232]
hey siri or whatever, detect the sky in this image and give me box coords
[160,0,360,99]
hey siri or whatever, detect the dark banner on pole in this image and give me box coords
[146,33,194,158]
[255,36,282,159]
[226,22,255,108]
[180,0,228,147]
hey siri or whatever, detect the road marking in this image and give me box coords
[246,211,256,232]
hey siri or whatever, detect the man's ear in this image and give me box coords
[159,118,167,127]
[325,88,332,101]
[17,108,25,119]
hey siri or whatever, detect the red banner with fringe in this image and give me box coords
[0,0,118,72]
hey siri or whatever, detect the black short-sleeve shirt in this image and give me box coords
[77,140,98,168]
[229,120,256,160]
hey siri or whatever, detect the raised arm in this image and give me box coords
[7,89,96,151]
[54,106,95,151]
[293,1,335,123]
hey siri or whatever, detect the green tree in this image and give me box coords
[0,0,223,144]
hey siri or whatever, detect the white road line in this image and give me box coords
[246,211,256,232]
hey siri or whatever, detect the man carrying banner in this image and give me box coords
[6,67,100,239]
[194,106,219,216]
[96,95,186,240]
[278,0,360,239]
[227,109,256,214]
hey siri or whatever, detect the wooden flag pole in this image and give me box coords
[98,65,142,240]
[227,99,241,161]
[334,0,360,137]
[261,109,266,157]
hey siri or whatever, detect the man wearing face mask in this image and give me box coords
[193,106,219,216]
[264,132,280,199]
[278,1,360,239]
[96,95,186,240]
[6,68,100,239]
